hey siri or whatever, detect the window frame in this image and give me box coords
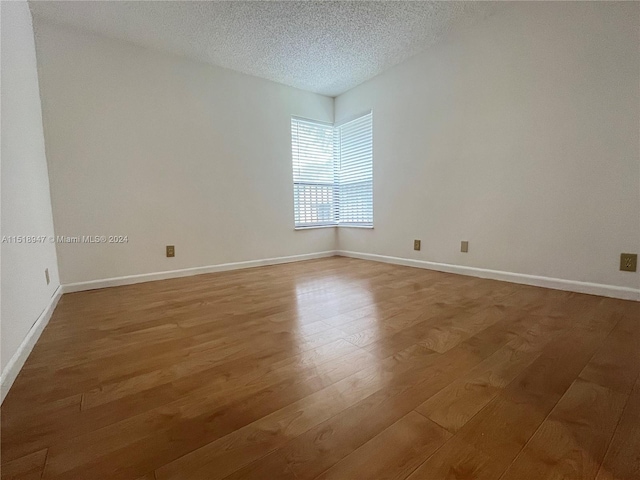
[334,111,374,228]
[291,116,338,229]
[291,112,374,230]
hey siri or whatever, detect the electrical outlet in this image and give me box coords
[620,253,637,272]
[414,240,421,251]
[166,245,175,258]
[461,241,469,253]
[45,268,50,285]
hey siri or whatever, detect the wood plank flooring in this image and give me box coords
[1,257,638,480]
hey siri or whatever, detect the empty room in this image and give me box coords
[1,1,639,479]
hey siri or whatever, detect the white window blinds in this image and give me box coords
[291,118,337,227]
[335,112,373,226]
[291,113,373,228]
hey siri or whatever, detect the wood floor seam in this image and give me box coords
[496,315,625,480]
[593,369,640,480]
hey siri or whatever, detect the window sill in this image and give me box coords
[294,225,337,230]
[294,225,374,230]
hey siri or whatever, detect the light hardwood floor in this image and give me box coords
[1,257,639,480]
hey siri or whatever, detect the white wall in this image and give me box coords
[335,2,640,291]
[27,3,640,295]
[1,1,60,381]
[32,19,335,285]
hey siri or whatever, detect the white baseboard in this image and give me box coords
[1,285,63,404]
[62,251,338,293]
[337,250,640,302]
[1,249,635,404]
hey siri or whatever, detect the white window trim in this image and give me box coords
[294,224,374,230]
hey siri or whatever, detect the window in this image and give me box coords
[291,112,373,228]
[291,118,337,227]
[335,113,373,226]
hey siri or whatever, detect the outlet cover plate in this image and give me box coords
[620,253,637,272]
[461,241,469,253]
[414,240,421,251]
[166,245,175,258]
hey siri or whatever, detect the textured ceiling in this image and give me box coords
[29,1,499,97]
